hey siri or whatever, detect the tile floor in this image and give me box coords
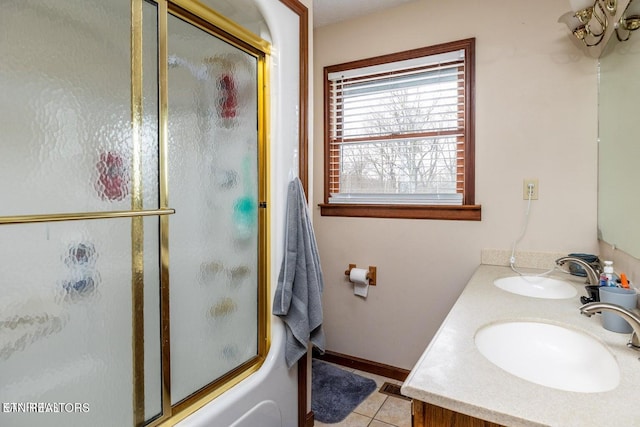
[314,362,412,427]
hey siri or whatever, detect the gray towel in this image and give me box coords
[273,178,325,368]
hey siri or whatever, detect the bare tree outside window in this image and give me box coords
[339,77,460,196]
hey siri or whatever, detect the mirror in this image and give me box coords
[598,5,640,258]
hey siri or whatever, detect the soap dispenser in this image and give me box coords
[603,260,614,286]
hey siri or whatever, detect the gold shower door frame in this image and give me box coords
[151,1,271,426]
[0,1,270,426]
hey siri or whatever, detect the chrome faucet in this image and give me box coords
[580,302,640,350]
[555,256,600,286]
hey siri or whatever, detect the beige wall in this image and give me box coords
[312,0,599,370]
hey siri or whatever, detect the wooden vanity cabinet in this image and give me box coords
[412,400,505,427]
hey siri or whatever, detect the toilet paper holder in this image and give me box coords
[344,264,376,286]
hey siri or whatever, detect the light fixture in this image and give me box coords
[558,0,618,47]
[560,0,640,48]
[559,0,618,47]
[615,0,640,41]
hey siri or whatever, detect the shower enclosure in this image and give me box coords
[0,1,272,425]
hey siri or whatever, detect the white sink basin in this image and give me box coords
[475,321,620,393]
[494,275,577,299]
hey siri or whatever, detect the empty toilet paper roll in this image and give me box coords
[350,268,369,298]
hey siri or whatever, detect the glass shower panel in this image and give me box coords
[143,216,162,423]
[0,0,158,217]
[167,14,259,404]
[142,0,161,212]
[0,217,160,427]
[142,1,163,422]
[199,0,270,40]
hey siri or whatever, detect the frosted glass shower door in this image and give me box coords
[0,1,162,426]
[167,14,262,405]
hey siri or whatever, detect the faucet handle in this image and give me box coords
[628,332,640,350]
[580,295,597,305]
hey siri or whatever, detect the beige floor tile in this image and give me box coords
[353,390,388,418]
[374,396,412,427]
[314,412,373,427]
[369,420,397,427]
[351,369,401,387]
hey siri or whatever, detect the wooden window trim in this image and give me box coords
[319,203,481,220]
[321,38,480,221]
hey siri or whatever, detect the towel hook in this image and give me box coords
[288,149,299,181]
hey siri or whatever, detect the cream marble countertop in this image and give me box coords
[401,264,640,427]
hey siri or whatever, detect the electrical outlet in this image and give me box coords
[523,179,539,200]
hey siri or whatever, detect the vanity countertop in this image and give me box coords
[401,264,640,427]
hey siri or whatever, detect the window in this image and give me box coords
[321,38,480,220]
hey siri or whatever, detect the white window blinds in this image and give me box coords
[327,49,467,205]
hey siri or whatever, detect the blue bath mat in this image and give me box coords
[311,359,377,423]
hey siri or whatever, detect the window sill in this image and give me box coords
[319,203,481,220]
